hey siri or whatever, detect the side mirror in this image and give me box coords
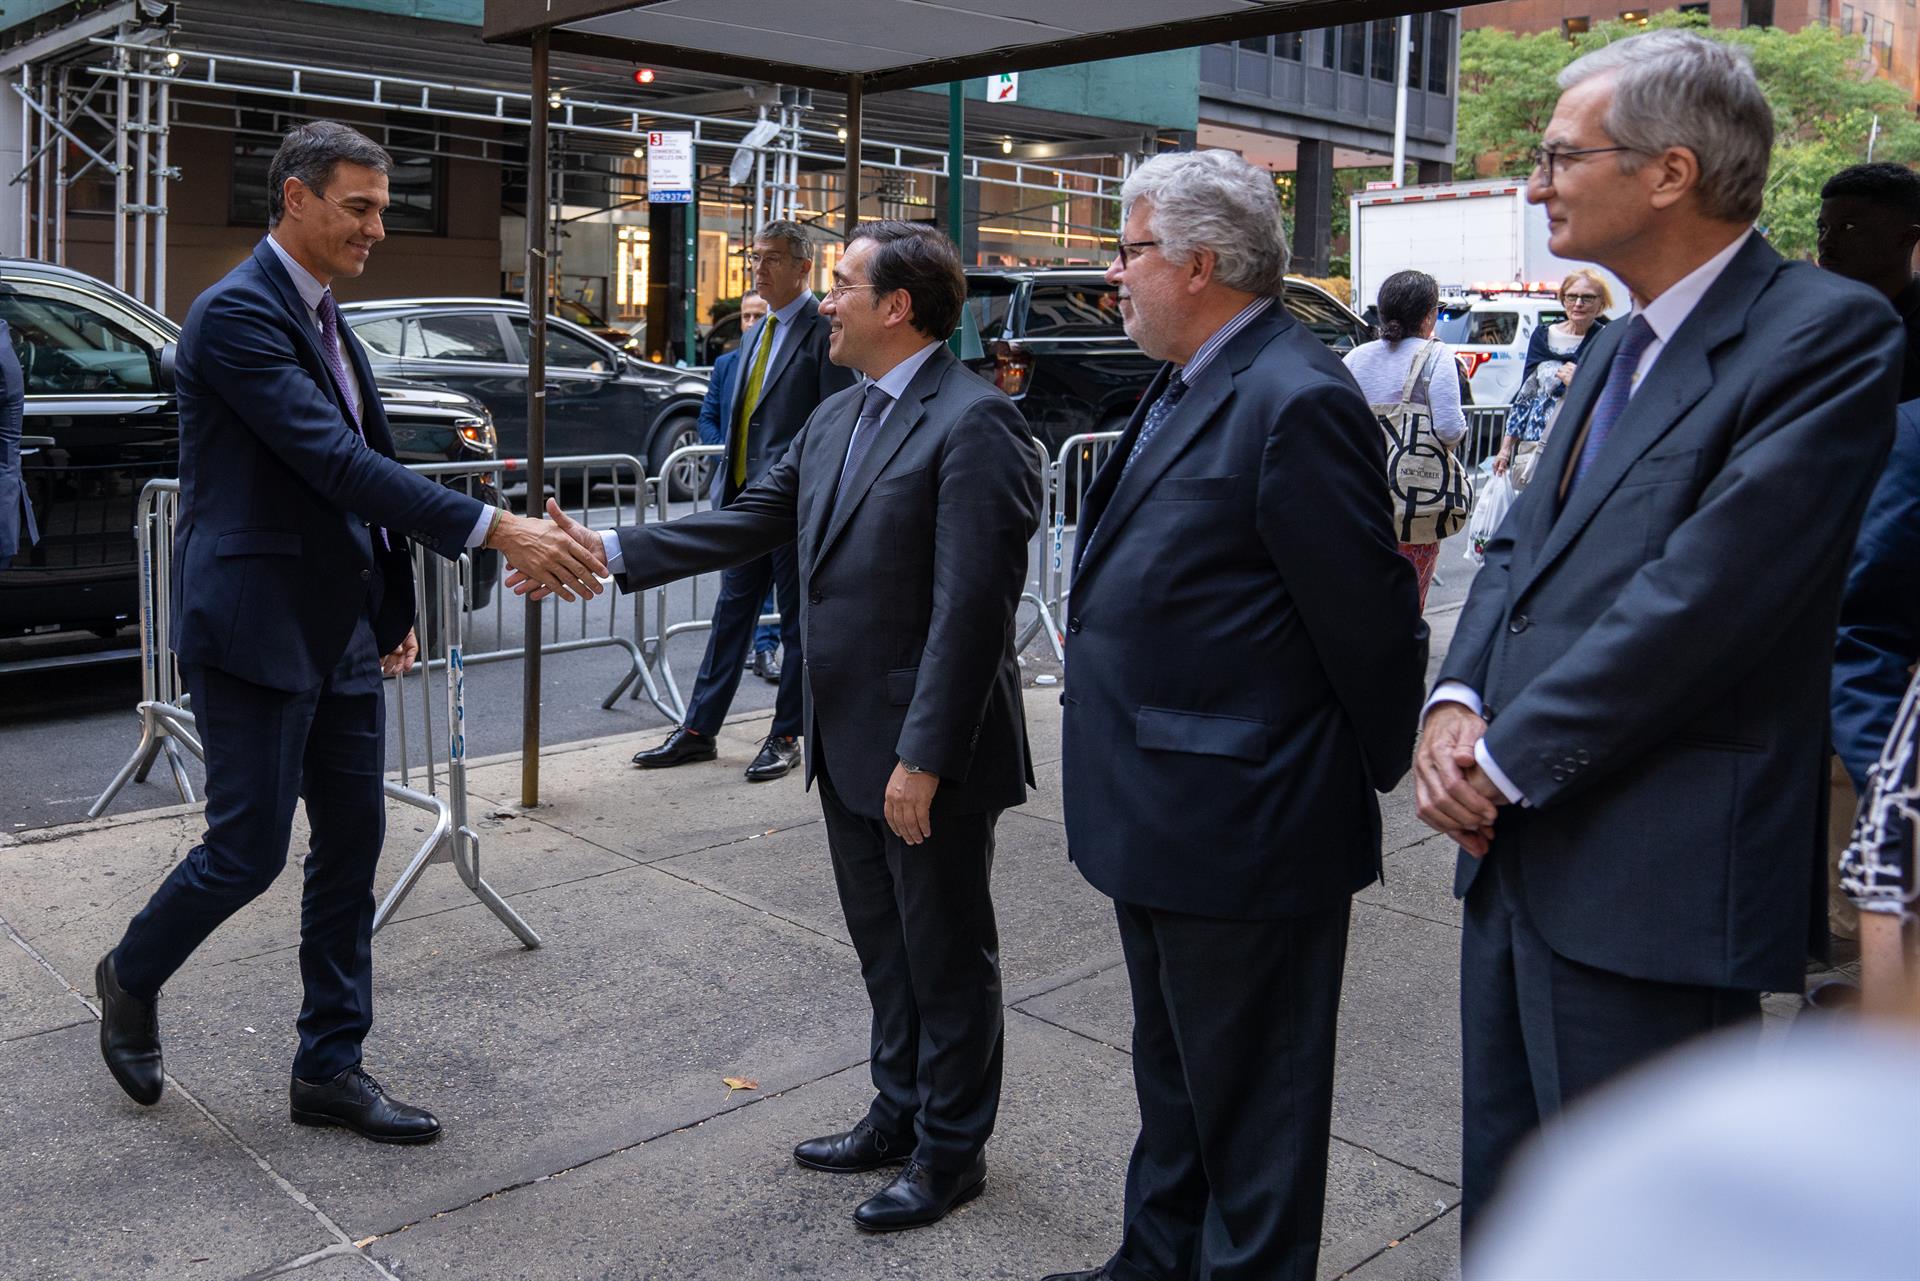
[156,340,178,393]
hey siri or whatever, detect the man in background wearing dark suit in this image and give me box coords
[93,121,603,1140]
[1413,33,1904,1248]
[631,222,856,782]
[697,291,783,679]
[519,221,1041,1232]
[1039,150,1428,1281]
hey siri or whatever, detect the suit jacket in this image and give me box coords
[0,318,26,566]
[170,238,483,692]
[698,348,740,504]
[1441,233,1903,992]
[1832,398,1920,790]
[614,344,1043,818]
[720,295,857,505]
[1062,305,1429,920]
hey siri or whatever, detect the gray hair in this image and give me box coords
[1119,150,1290,294]
[755,218,814,262]
[1558,30,1772,223]
[266,121,391,227]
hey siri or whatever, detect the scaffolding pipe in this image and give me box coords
[113,52,127,290]
[16,67,27,256]
[53,67,67,264]
[154,73,168,313]
[844,80,862,236]
[35,64,49,260]
[135,73,150,303]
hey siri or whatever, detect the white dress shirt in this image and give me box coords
[737,289,812,399]
[599,337,939,578]
[1428,227,1756,805]
[264,234,495,551]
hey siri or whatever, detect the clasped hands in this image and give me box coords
[1414,703,1507,857]
[488,499,608,602]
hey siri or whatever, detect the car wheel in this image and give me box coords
[649,414,705,503]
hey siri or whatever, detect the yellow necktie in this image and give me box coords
[733,315,778,486]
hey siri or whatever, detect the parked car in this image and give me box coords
[338,298,711,498]
[1436,292,1566,407]
[0,259,502,645]
[962,268,1371,457]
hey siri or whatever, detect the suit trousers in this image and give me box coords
[1109,898,1350,1281]
[815,737,1004,1171]
[114,612,387,1080]
[1459,844,1760,1248]
[682,540,802,739]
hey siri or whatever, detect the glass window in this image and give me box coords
[1620,8,1650,25]
[230,119,442,232]
[1861,12,1874,42]
[1563,15,1592,36]
[1678,2,1710,13]
[1409,16,1427,81]
[1841,2,1854,29]
[1427,12,1454,93]
[1275,29,1303,60]
[1282,287,1365,353]
[1436,310,1521,346]
[1341,23,1367,75]
[1237,35,1270,53]
[1371,21,1398,80]
[509,318,611,371]
[0,288,159,394]
[965,276,1020,340]
[1021,283,1124,338]
[351,317,405,356]
[1321,27,1337,68]
[405,313,509,363]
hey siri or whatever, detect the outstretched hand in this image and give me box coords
[491,499,607,602]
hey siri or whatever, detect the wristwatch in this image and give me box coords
[899,759,926,775]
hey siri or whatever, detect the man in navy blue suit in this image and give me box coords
[699,292,782,678]
[93,121,604,1141]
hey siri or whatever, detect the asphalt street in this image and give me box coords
[0,523,1478,833]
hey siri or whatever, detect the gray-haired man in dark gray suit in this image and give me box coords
[514,221,1042,1234]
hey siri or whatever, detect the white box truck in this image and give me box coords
[1349,179,1628,406]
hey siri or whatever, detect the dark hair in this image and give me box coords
[847,220,966,339]
[1376,269,1439,343]
[266,121,392,228]
[1821,162,1920,224]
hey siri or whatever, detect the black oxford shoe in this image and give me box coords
[753,650,782,682]
[631,726,717,769]
[290,1066,441,1144]
[794,1119,911,1173]
[852,1154,987,1232]
[95,952,163,1106]
[744,735,801,783]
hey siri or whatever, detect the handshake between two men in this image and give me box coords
[485,499,609,602]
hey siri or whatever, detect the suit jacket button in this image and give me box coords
[1552,767,1568,781]
[1068,617,1082,634]
[1509,614,1531,634]
[360,569,371,582]
[809,589,823,605]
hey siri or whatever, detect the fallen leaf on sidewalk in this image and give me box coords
[722,1076,759,1094]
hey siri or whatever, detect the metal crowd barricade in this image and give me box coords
[1463,406,1510,468]
[1019,431,1123,662]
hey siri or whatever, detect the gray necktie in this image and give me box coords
[832,383,893,510]
[1119,372,1190,481]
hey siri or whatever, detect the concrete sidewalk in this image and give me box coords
[2,646,1474,1281]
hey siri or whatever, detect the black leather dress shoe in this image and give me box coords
[852,1154,987,1232]
[753,650,782,682]
[95,952,163,1106]
[631,726,717,769]
[744,735,801,783]
[793,1119,911,1172]
[290,1066,441,1144]
[1040,1268,1112,1281]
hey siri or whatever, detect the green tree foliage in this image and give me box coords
[1458,12,1920,258]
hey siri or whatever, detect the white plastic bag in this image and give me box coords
[1465,469,1516,566]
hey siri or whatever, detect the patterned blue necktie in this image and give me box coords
[1570,314,1656,489]
[1119,372,1190,480]
[831,383,894,512]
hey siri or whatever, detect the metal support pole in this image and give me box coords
[946,81,964,243]
[154,75,168,312]
[113,54,127,290]
[683,181,696,364]
[522,30,549,808]
[1391,14,1412,187]
[53,67,67,265]
[134,73,150,303]
[16,66,28,257]
[35,64,49,260]
[843,74,862,238]
[752,105,766,233]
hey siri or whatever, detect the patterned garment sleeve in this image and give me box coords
[1840,666,1920,919]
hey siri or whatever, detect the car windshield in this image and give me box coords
[964,277,1019,341]
[1438,308,1518,346]
[1282,287,1363,353]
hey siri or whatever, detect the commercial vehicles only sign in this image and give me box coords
[648,131,693,203]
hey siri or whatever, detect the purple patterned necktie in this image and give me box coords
[1570,314,1656,490]
[316,290,387,549]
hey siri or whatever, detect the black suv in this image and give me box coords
[337,298,712,497]
[962,269,1371,454]
[0,260,501,645]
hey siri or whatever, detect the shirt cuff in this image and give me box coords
[1474,738,1528,807]
[600,528,624,577]
[1424,681,1484,720]
[464,506,496,549]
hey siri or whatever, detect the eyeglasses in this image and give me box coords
[823,282,882,302]
[1115,239,1162,268]
[744,252,801,267]
[1564,292,1602,305]
[1528,144,1637,185]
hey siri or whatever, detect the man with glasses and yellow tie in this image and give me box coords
[631,220,855,781]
